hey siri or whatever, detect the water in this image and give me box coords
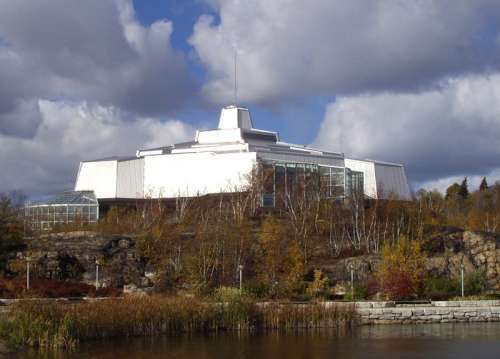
[13,323,500,359]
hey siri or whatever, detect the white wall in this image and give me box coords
[116,158,144,198]
[75,160,117,199]
[144,152,257,198]
[196,128,243,144]
[345,159,377,199]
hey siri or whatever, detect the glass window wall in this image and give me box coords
[261,161,361,206]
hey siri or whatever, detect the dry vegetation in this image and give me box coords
[3,175,500,300]
[81,177,500,297]
[0,297,355,350]
[0,176,499,350]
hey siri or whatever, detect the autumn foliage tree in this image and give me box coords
[377,236,427,300]
[256,216,306,295]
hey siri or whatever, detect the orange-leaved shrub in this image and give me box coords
[377,236,427,300]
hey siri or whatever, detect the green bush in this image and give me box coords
[449,293,500,301]
[289,292,312,302]
[424,276,460,300]
[353,283,369,300]
[343,286,367,301]
[213,286,242,302]
[464,270,487,295]
[424,270,487,300]
[242,281,270,299]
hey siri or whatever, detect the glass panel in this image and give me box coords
[331,167,345,197]
[296,164,305,193]
[286,164,297,195]
[351,171,364,196]
[319,166,331,197]
[275,165,285,193]
[262,163,274,195]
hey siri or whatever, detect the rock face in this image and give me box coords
[322,255,382,284]
[423,230,500,289]
[8,232,148,288]
[321,229,500,290]
[6,229,500,291]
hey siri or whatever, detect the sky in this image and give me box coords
[1,0,500,197]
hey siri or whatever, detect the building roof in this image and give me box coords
[345,157,404,168]
[27,190,98,206]
[80,106,401,170]
[81,155,137,163]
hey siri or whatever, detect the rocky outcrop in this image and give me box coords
[322,255,382,284]
[423,230,500,289]
[7,232,149,288]
[321,229,500,290]
[6,229,500,292]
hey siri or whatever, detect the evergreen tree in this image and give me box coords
[458,177,469,199]
[479,177,488,192]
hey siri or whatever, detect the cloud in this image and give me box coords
[0,100,42,138]
[419,169,500,194]
[313,73,500,189]
[0,0,194,138]
[0,100,194,195]
[190,0,500,106]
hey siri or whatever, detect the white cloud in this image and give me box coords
[313,73,500,189]
[0,0,194,138]
[0,100,194,195]
[418,171,500,194]
[190,0,500,106]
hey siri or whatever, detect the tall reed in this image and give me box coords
[0,297,355,350]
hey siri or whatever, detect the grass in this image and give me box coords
[0,296,356,350]
[449,293,500,301]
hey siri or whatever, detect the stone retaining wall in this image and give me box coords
[356,300,500,324]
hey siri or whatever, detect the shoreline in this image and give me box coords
[355,300,500,324]
[1,297,499,325]
[0,298,499,353]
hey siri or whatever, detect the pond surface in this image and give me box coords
[14,323,500,359]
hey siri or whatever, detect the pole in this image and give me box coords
[95,260,100,289]
[234,50,238,106]
[26,258,30,290]
[461,264,465,298]
[350,264,354,298]
[239,265,244,292]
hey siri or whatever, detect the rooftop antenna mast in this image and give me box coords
[233,50,238,106]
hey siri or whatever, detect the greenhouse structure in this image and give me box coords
[24,191,99,231]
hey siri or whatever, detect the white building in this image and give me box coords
[75,106,411,203]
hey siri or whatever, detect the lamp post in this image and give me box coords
[461,263,465,298]
[349,263,354,298]
[238,264,244,292]
[95,259,100,289]
[26,256,31,290]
